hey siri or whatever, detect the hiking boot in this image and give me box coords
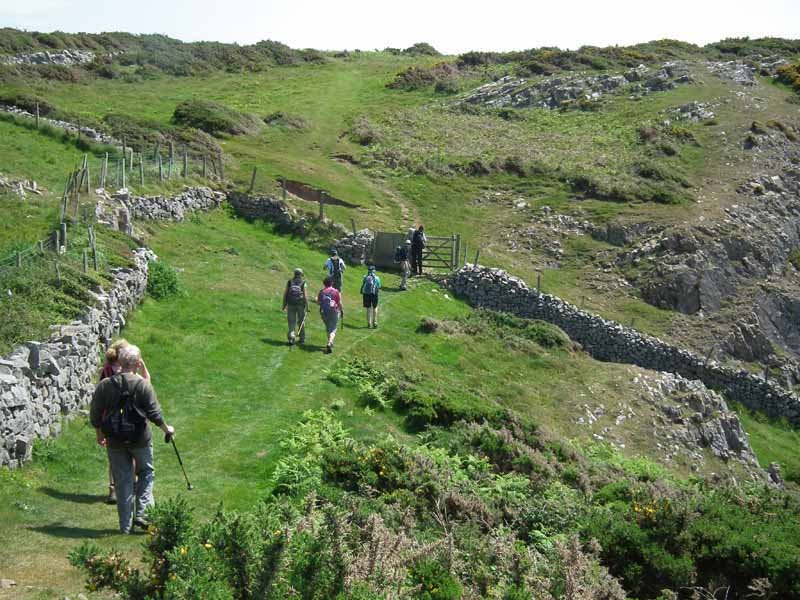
[106,485,116,505]
[325,344,333,354]
[133,516,149,530]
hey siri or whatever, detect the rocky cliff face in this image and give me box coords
[0,49,98,66]
[462,62,692,110]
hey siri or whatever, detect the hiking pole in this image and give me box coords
[291,309,310,352]
[165,433,193,490]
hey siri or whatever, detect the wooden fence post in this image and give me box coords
[158,154,163,181]
[281,178,287,201]
[55,261,61,284]
[474,247,481,265]
[350,218,357,236]
[153,141,160,162]
[462,243,468,266]
[60,222,67,252]
[90,226,98,271]
[182,147,188,178]
[169,142,174,178]
[55,228,61,253]
[122,155,126,189]
[101,153,108,189]
[450,233,457,270]
[218,151,224,180]
[115,159,120,188]
[82,249,88,273]
[139,154,145,187]
[39,240,44,255]
[536,272,541,292]
[202,155,207,178]
[248,166,257,194]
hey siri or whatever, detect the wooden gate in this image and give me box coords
[372,232,461,271]
[423,234,461,271]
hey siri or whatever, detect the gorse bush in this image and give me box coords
[70,403,800,599]
[146,259,184,300]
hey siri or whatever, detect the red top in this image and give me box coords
[99,362,120,380]
[317,286,341,310]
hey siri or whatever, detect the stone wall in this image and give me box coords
[448,265,800,426]
[0,248,154,467]
[118,187,226,221]
[227,192,374,265]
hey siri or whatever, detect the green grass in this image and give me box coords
[0,208,704,598]
[737,406,800,485]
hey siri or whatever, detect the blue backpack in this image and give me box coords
[320,290,338,315]
[362,274,378,295]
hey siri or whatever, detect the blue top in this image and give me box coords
[360,273,381,295]
[324,257,346,276]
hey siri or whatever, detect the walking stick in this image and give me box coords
[165,432,193,490]
[291,308,309,351]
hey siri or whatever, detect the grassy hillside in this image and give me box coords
[2,209,796,599]
[2,29,800,599]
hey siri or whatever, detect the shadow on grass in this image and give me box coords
[39,487,104,505]
[261,337,291,347]
[28,523,121,539]
[296,343,327,353]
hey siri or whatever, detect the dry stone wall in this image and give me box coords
[0,249,154,467]
[448,265,800,426]
[227,192,374,265]
[118,187,225,221]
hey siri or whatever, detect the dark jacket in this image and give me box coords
[90,373,164,448]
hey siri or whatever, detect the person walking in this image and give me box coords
[316,276,342,354]
[324,249,346,291]
[394,239,411,290]
[99,338,151,505]
[360,265,382,328]
[90,344,174,534]
[282,268,309,346]
[411,225,426,276]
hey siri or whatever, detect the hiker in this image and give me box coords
[282,268,309,346]
[316,276,342,354]
[394,239,411,290]
[411,225,426,276]
[90,344,174,534]
[360,265,382,328]
[324,249,346,291]
[99,339,151,505]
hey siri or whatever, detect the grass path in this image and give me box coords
[0,210,467,599]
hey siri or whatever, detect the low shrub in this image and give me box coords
[146,260,184,300]
[789,248,800,270]
[263,111,308,130]
[172,99,262,136]
[348,116,382,146]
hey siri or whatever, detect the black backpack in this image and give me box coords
[100,375,146,444]
[394,246,404,262]
[331,257,341,276]
[412,230,424,248]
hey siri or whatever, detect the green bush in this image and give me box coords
[789,248,800,270]
[147,260,184,300]
[172,99,262,136]
[410,558,462,599]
